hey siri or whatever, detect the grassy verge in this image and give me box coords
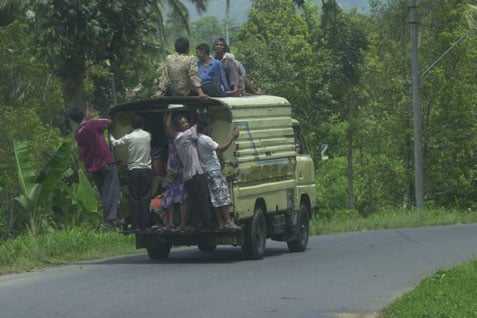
[0,227,137,275]
[382,260,477,317]
[310,207,477,235]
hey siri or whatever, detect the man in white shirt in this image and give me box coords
[110,115,152,231]
[197,113,240,230]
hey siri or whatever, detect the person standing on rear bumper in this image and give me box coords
[110,115,152,231]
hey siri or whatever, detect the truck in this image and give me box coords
[109,95,317,260]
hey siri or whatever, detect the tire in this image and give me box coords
[287,203,310,252]
[242,205,267,259]
[197,242,217,253]
[146,244,171,260]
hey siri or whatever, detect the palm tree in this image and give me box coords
[0,0,25,26]
[151,0,209,57]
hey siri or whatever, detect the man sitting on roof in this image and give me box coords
[196,43,229,97]
[152,37,207,99]
[213,37,240,97]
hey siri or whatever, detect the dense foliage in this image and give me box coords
[1,0,476,239]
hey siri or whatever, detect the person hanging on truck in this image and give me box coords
[213,37,240,97]
[110,115,152,232]
[197,113,241,230]
[67,107,122,232]
[161,110,189,232]
[152,37,208,99]
[173,111,213,232]
[195,43,230,97]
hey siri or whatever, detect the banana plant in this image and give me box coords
[14,140,71,234]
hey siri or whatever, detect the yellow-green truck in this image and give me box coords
[109,95,316,260]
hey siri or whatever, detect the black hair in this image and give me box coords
[67,107,85,124]
[172,114,186,130]
[195,43,210,55]
[197,113,211,134]
[213,37,230,53]
[131,115,144,129]
[175,37,189,54]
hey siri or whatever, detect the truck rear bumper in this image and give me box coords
[135,230,244,249]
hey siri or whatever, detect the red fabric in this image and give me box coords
[75,119,115,173]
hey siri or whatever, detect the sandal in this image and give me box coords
[224,222,241,230]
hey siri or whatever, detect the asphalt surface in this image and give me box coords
[1,224,476,318]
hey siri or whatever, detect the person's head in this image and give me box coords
[213,37,228,56]
[67,107,85,124]
[197,113,212,135]
[195,43,210,61]
[172,114,190,132]
[131,115,144,129]
[175,37,190,54]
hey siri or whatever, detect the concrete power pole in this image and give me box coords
[409,0,425,209]
[225,0,230,44]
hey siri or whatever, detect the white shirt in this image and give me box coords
[174,126,203,181]
[197,134,220,172]
[110,128,151,170]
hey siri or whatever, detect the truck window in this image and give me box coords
[293,124,308,155]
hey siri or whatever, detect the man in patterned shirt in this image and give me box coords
[153,37,207,99]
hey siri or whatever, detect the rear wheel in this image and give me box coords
[197,242,217,253]
[146,244,171,260]
[242,206,267,259]
[287,203,310,252]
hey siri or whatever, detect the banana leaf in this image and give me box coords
[14,140,71,213]
[36,142,71,204]
[13,140,38,207]
[74,168,98,214]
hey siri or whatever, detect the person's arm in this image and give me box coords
[189,57,208,99]
[90,118,112,130]
[216,128,239,152]
[110,133,130,147]
[164,111,176,139]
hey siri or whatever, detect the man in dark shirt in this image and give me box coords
[68,107,121,231]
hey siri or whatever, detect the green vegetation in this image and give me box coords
[0,2,476,314]
[0,227,136,275]
[382,260,477,317]
[311,207,477,235]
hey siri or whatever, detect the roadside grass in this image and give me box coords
[0,227,137,275]
[382,260,477,317]
[310,207,477,235]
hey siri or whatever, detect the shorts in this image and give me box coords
[206,170,231,208]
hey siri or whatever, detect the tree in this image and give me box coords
[25,0,209,111]
[25,1,154,110]
[236,0,318,110]
[319,0,369,209]
[151,0,208,58]
[0,0,24,26]
[0,20,64,126]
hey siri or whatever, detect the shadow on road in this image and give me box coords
[87,246,293,265]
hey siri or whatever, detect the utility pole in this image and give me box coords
[225,0,230,44]
[409,0,425,209]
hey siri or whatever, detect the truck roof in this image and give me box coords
[108,95,291,116]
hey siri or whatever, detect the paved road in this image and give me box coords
[1,224,477,318]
